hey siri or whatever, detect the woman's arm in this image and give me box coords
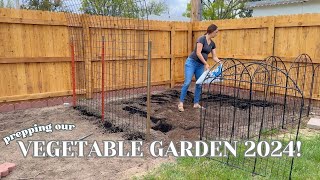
[211,49,221,64]
[196,43,210,70]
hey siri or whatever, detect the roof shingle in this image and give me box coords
[245,0,310,9]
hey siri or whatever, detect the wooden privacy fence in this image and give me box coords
[191,14,320,101]
[0,8,191,103]
[0,8,320,104]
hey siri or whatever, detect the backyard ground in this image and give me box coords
[0,87,204,179]
[140,129,320,180]
[0,86,318,179]
[0,105,175,180]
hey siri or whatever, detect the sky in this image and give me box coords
[2,0,191,21]
[149,0,191,21]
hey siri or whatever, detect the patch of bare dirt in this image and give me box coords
[0,106,174,180]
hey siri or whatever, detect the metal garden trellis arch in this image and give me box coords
[288,54,315,117]
[311,64,320,115]
[200,60,304,179]
[264,54,319,118]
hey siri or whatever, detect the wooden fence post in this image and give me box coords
[81,14,93,99]
[268,16,275,56]
[267,16,276,96]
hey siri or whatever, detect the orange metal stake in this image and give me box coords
[101,36,105,123]
[70,38,76,107]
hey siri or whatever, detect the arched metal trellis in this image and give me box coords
[264,54,319,117]
[200,61,304,179]
[265,56,288,73]
[288,54,315,117]
[63,0,151,137]
[310,64,320,115]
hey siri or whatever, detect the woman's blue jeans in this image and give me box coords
[179,57,204,104]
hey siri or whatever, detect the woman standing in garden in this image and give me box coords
[178,24,221,112]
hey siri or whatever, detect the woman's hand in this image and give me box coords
[211,49,222,65]
[205,63,210,71]
[214,57,221,64]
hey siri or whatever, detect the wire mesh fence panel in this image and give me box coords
[200,60,304,179]
[64,0,150,138]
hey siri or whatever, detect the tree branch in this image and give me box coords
[222,0,243,19]
[222,0,234,19]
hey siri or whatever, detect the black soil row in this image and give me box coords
[203,93,282,110]
[119,89,194,133]
[75,105,145,140]
[75,89,284,140]
[122,106,172,133]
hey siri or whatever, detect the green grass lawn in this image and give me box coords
[138,134,320,180]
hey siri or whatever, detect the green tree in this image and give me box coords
[81,0,168,18]
[182,2,191,18]
[183,0,253,20]
[6,0,15,8]
[20,0,64,12]
[146,0,168,16]
[0,0,5,8]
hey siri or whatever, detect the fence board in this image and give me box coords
[0,8,319,103]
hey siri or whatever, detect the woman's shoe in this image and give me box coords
[194,104,206,109]
[178,104,184,112]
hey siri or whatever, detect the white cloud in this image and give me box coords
[167,0,189,17]
[148,0,190,21]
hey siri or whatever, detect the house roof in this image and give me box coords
[245,0,311,9]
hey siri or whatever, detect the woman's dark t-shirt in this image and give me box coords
[188,35,216,64]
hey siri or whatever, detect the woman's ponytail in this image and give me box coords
[205,24,218,35]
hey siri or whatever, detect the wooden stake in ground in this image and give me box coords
[78,133,94,141]
[146,41,152,141]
